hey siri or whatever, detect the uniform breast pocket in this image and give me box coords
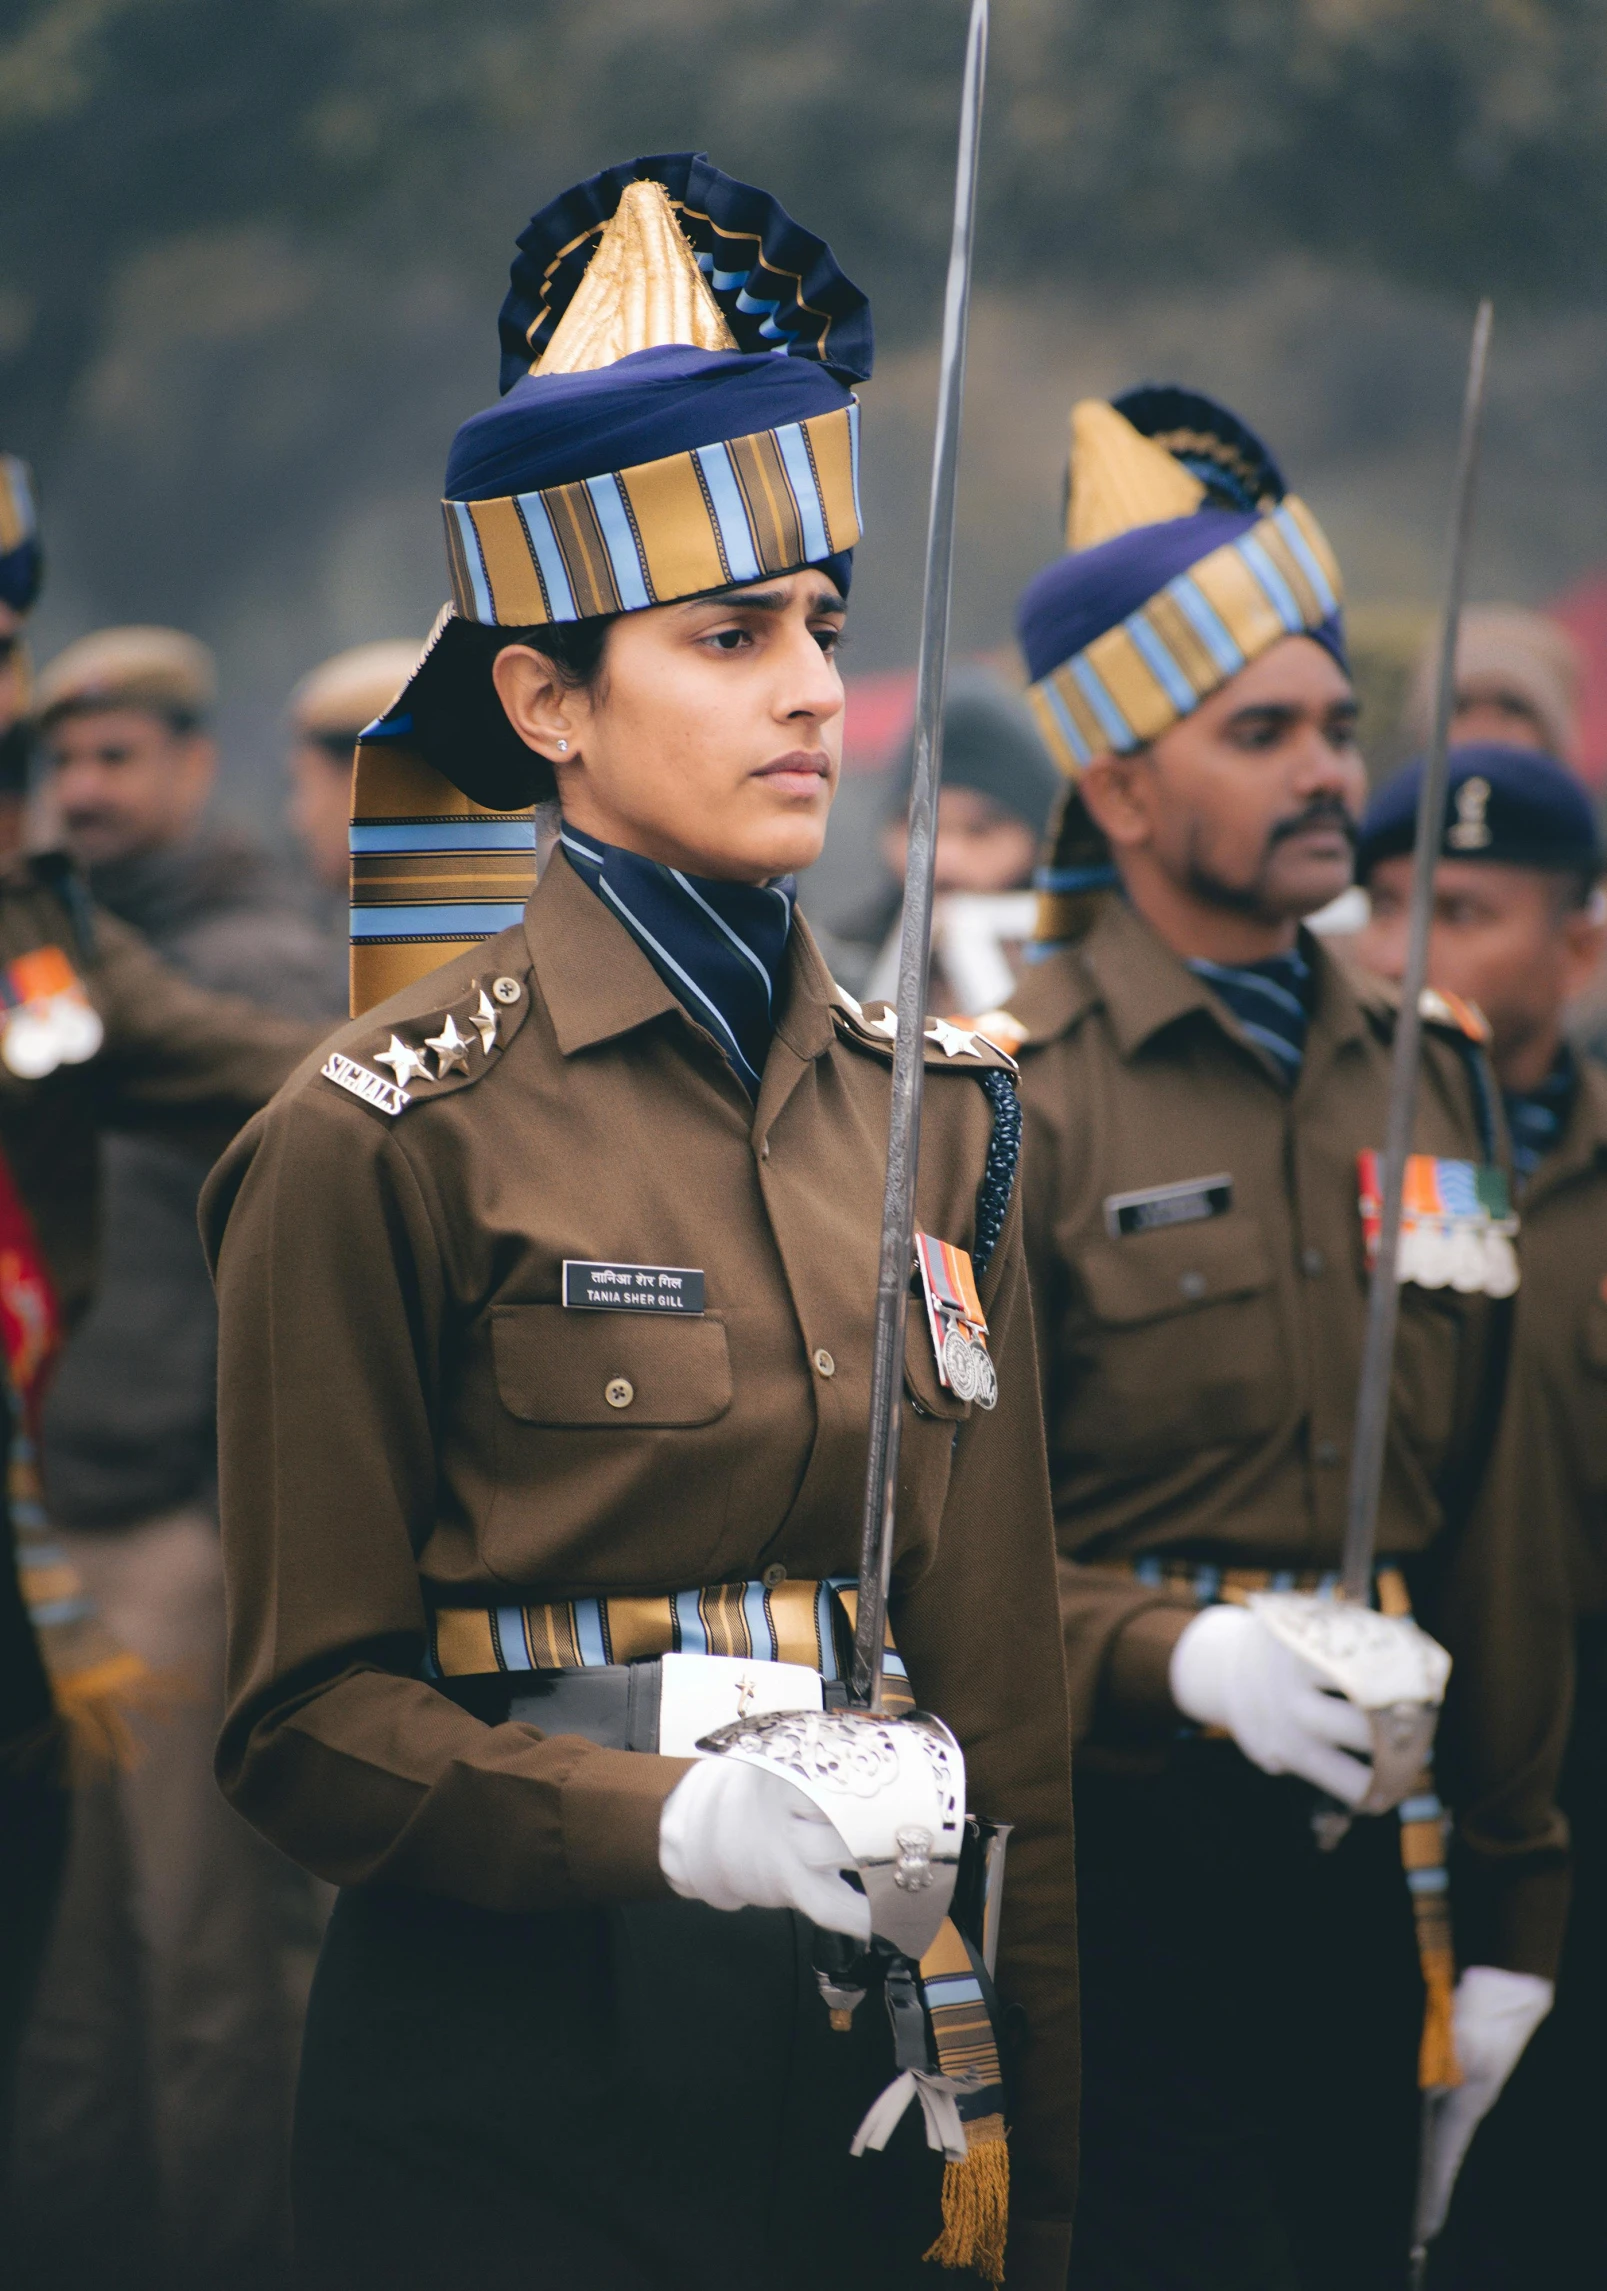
[903,1307,970,1425]
[1060,1211,1284,1464]
[478,1302,738,1587]
[1391,1288,1462,1472]
[1573,1297,1607,1495]
[491,1304,734,1428]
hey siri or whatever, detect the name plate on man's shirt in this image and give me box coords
[1104,1173,1233,1239]
[562,1260,706,1314]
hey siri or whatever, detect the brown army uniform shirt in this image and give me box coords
[0,853,316,1328]
[1008,895,1571,1977]
[200,850,1080,2265]
[1511,1055,1607,1619]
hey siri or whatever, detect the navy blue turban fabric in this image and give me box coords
[0,456,42,616]
[1017,508,1348,693]
[361,154,872,810]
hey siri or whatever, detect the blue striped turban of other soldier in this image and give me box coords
[1013,387,1348,944]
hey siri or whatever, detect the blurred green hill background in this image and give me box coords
[6,0,1607,814]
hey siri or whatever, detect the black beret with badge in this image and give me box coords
[1355,740,1604,882]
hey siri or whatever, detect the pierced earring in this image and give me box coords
[556,739,569,753]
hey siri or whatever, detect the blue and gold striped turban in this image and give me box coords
[1016,387,1347,943]
[348,153,871,1013]
[0,456,42,615]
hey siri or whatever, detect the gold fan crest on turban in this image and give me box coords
[535,180,739,376]
[1065,399,1206,553]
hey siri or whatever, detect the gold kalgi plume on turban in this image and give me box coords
[1064,399,1206,553]
[535,180,739,376]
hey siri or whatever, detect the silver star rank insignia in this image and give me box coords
[470,988,499,1056]
[424,1012,471,1078]
[374,1033,430,1088]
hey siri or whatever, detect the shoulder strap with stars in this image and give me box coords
[829,990,1022,1279]
[318,969,529,1120]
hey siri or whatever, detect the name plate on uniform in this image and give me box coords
[1104,1173,1233,1239]
[562,1260,706,1314]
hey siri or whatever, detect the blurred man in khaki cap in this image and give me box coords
[13,623,338,2291]
[286,639,417,897]
[33,626,218,871]
[1402,604,1583,762]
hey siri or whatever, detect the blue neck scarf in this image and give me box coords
[1503,1043,1577,1185]
[1187,948,1313,1088]
[561,827,795,1097]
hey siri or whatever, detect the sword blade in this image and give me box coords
[852,0,989,1707]
[1340,298,1494,1604]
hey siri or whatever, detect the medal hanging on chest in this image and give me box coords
[0,946,105,1080]
[914,1232,998,1409]
[1357,1150,1519,1298]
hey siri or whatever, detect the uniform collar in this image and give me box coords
[1011,895,1369,1072]
[524,844,839,1067]
[1520,1049,1607,1210]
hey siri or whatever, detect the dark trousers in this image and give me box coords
[1427,1618,1607,2287]
[0,1515,67,2179]
[1070,1740,1423,2291]
[294,1884,965,2291]
[0,1772,67,2169]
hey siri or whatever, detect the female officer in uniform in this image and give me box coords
[200,157,1077,2291]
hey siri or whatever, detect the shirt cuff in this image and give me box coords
[560,1744,696,1901]
[1098,1601,1193,1738]
[1451,1849,1570,1981]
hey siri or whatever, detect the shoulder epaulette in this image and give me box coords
[317,966,531,1120]
[1419,985,1492,1044]
[829,989,1019,1075]
[829,988,1022,1276]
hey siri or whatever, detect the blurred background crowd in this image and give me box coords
[6,2,1607,2287]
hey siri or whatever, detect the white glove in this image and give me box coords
[1414,1966,1554,2247]
[1169,1603,1374,1805]
[658,1757,870,1942]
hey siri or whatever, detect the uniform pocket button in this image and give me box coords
[762,1562,787,1589]
[604,1377,634,1410]
[1178,1271,1207,1301]
[813,1348,836,1378]
[1315,1438,1341,1467]
[1302,1247,1326,1278]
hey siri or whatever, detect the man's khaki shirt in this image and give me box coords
[200,851,1080,2250]
[0,853,314,1322]
[1511,1054,1607,1619]
[1009,896,1570,1976]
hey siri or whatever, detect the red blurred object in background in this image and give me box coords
[1549,578,1607,788]
[841,667,916,773]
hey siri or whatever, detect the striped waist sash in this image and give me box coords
[428,1571,1004,2275]
[1120,1553,1458,2090]
[426,1574,914,1713]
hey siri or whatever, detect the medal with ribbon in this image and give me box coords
[0,946,105,1081]
[915,1232,998,1409]
[1357,1150,1519,1298]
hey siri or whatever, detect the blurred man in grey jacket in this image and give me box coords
[10,625,341,2291]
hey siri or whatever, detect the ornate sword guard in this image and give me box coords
[697,1706,965,1958]
[1247,1590,1452,1815]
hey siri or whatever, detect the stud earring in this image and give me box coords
[556,739,568,753]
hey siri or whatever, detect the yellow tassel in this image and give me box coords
[49,1651,189,1784]
[923,2116,1009,2285]
[1417,1951,1463,2091]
